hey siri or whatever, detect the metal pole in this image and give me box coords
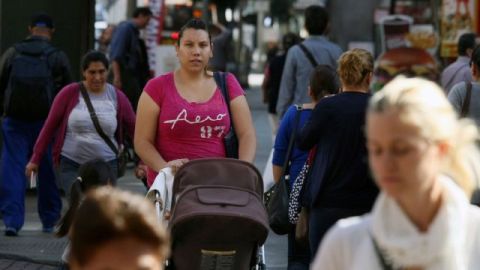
[389,0,396,15]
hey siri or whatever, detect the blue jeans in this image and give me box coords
[0,117,61,231]
[59,156,117,199]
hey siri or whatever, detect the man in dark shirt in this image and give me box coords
[208,23,232,72]
[109,7,152,111]
[0,13,72,236]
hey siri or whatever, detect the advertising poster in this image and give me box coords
[441,0,477,57]
[146,0,165,74]
[380,15,413,51]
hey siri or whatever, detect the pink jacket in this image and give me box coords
[30,82,136,165]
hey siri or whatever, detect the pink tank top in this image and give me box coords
[144,72,244,185]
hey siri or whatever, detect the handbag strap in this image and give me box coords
[444,63,469,91]
[460,81,472,118]
[298,43,318,67]
[78,82,119,156]
[370,232,398,270]
[213,72,235,133]
[281,106,303,176]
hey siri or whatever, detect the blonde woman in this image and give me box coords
[312,77,480,269]
[297,48,379,258]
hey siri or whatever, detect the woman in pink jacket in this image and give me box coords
[26,51,135,198]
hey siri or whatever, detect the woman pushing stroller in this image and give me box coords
[134,18,256,187]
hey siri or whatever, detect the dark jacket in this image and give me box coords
[0,35,72,115]
[297,92,378,209]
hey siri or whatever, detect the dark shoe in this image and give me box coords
[5,227,18,236]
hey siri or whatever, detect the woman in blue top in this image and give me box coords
[272,65,338,269]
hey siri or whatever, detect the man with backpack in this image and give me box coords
[276,5,342,118]
[0,13,72,236]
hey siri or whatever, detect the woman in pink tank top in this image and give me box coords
[134,18,256,186]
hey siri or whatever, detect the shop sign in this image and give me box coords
[441,0,476,57]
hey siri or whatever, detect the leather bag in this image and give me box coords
[266,106,302,235]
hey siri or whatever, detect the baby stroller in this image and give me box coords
[166,158,269,270]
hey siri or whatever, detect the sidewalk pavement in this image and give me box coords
[0,76,288,269]
[0,168,146,268]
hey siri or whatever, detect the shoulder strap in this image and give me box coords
[461,81,472,118]
[213,71,234,130]
[78,83,119,156]
[281,106,303,176]
[298,43,318,67]
[445,63,469,90]
[370,233,396,270]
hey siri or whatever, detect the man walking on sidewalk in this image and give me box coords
[441,32,477,93]
[109,7,152,111]
[0,13,72,236]
[276,5,342,118]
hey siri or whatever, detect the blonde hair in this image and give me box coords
[368,76,480,196]
[70,187,170,266]
[337,48,373,87]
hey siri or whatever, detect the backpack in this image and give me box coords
[4,42,57,121]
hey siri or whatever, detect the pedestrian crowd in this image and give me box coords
[0,4,480,270]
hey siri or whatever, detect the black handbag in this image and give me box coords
[266,106,302,235]
[214,71,238,158]
[79,83,126,177]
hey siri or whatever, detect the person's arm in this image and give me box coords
[226,73,256,162]
[118,90,136,140]
[261,65,270,104]
[272,164,283,183]
[272,106,294,182]
[111,60,122,89]
[230,95,256,162]
[134,92,187,173]
[276,48,297,118]
[109,24,129,89]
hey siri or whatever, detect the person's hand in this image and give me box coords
[166,158,189,174]
[135,164,148,179]
[25,162,39,178]
[113,76,122,89]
